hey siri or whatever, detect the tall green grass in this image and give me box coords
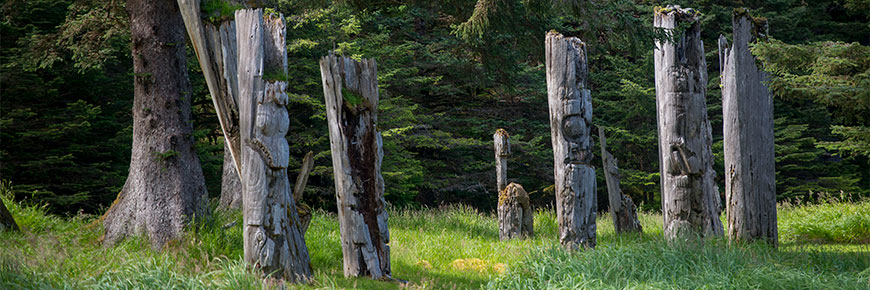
[1,195,867,289]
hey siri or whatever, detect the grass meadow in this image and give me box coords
[1,197,868,289]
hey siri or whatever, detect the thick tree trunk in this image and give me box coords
[236,9,312,282]
[494,129,510,192]
[294,151,315,234]
[177,0,244,209]
[598,128,642,234]
[720,12,777,246]
[653,5,723,240]
[0,199,19,232]
[320,52,391,279]
[545,32,597,250]
[220,143,242,209]
[498,182,533,240]
[102,0,208,249]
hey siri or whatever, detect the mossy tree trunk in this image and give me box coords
[545,32,597,250]
[236,9,312,282]
[720,11,777,246]
[320,52,392,279]
[653,5,723,240]
[498,182,533,240]
[102,0,208,249]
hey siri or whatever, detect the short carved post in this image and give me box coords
[545,32,597,250]
[320,52,392,279]
[498,183,534,240]
[494,129,510,192]
[654,5,723,240]
[236,9,312,282]
[598,128,642,234]
[720,10,777,246]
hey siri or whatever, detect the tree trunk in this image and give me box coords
[102,0,208,249]
[177,0,243,208]
[545,32,597,250]
[236,9,312,282]
[494,129,510,193]
[598,128,642,234]
[653,5,723,240]
[720,12,777,246]
[0,199,19,232]
[320,52,391,279]
[498,182,533,240]
[220,143,242,209]
[294,151,315,234]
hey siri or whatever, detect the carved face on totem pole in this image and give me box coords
[561,95,591,166]
[665,68,699,189]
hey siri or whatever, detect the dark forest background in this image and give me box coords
[2,0,868,215]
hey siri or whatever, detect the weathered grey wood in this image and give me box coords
[498,182,533,240]
[494,129,510,193]
[294,151,315,234]
[236,9,312,282]
[545,32,597,250]
[720,11,777,246]
[0,198,19,232]
[653,5,723,240]
[219,143,242,209]
[177,0,242,177]
[598,128,642,234]
[320,52,391,279]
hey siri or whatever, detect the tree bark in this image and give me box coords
[598,128,642,234]
[220,143,242,209]
[102,0,208,249]
[653,5,723,240]
[320,52,391,279]
[720,12,777,246]
[236,9,312,282]
[498,182,533,240]
[545,32,597,250]
[494,129,510,193]
[0,199,18,232]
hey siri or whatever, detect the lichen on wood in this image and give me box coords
[545,31,597,250]
[498,182,533,240]
[653,5,723,240]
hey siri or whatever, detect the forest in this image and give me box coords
[1,0,868,289]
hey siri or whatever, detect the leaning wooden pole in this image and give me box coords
[598,128,642,234]
[720,10,777,246]
[653,5,723,240]
[236,9,312,282]
[320,52,392,279]
[494,129,510,193]
[545,32,597,250]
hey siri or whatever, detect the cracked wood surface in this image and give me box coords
[545,32,597,250]
[654,5,723,240]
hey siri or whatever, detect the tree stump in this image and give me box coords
[320,52,392,279]
[498,182,533,240]
[494,129,510,193]
[720,11,777,246]
[545,32,597,250]
[598,128,642,234]
[236,9,312,282]
[653,5,723,240]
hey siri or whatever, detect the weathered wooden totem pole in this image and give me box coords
[654,6,723,240]
[598,128,642,234]
[720,10,777,246]
[320,52,392,279]
[545,32,597,250]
